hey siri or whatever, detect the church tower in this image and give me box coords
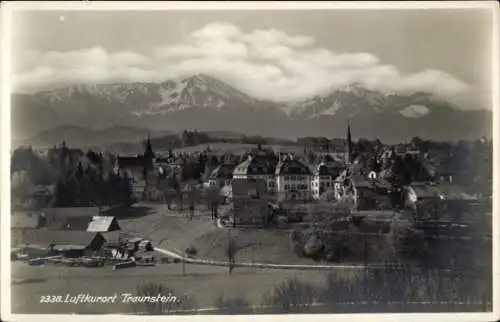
[143,134,155,172]
[345,121,353,164]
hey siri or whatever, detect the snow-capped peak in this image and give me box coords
[399,105,431,118]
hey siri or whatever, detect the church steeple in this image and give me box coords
[144,134,154,159]
[143,134,155,173]
[346,121,353,164]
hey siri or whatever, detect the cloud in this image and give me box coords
[13,22,474,108]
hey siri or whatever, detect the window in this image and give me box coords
[285,184,290,190]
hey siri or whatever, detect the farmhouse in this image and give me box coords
[40,207,104,230]
[48,232,107,258]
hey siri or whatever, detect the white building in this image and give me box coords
[275,156,313,201]
[311,162,345,199]
[232,155,278,193]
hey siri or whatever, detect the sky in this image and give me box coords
[10,8,494,110]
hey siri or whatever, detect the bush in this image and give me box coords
[303,234,324,259]
[290,228,311,257]
[318,266,491,308]
[214,294,250,314]
[261,279,319,313]
[134,282,198,315]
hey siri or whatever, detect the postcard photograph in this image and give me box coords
[2,1,498,320]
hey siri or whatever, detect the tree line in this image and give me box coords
[53,162,134,208]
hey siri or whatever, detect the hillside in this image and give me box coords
[15,125,173,149]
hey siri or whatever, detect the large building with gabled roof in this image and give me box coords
[275,156,313,201]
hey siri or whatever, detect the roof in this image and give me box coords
[12,229,105,247]
[352,210,399,217]
[117,155,145,168]
[86,216,121,232]
[349,170,392,189]
[41,207,104,218]
[52,245,87,251]
[208,163,238,180]
[233,155,277,176]
[407,183,443,199]
[85,151,104,164]
[355,178,392,190]
[27,185,55,196]
[11,212,39,229]
[316,163,344,177]
[275,158,312,176]
[436,184,479,201]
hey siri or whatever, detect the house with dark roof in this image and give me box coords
[40,207,110,230]
[311,162,345,200]
[231,178,274,226]
[86,216,121,232]
[233,155,278,193]
[12,228,107,257]
[333,165,395,211]
[275,157,313,202]
[404,182,481,221]
[207,162,238,188]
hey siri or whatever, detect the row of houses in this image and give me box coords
[206,154,346,202]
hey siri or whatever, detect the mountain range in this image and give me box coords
[12,73,492,146]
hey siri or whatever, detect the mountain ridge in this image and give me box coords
[11,74,492,143]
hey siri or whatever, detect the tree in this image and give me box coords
[207,186,221,220]
[11,170,31,206]
[53,178,70,207]
[121,173,134,206]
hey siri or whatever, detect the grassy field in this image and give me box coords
[117,203,222,253]
[11,260,490,314]
[11,261,354,314]
[117,203,324,265]
[10,204,492,314]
